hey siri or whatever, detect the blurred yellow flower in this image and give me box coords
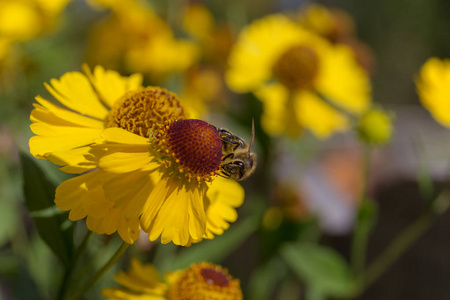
[29,65,244,245]
[226,14,371,138]
[356,108,393,146]
[183,3,215,42]
[86,0,198,81]
[298,4,355,43]
[0,0,69,41]
[416,57,450,127]
[297,4,376,75]
[102,259,243,300]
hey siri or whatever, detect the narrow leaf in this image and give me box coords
[21,153,73,268]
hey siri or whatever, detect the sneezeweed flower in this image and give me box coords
[179,3,234,118]
[0,0,69,90]
[226,14,371,138]
[29,65,245,246]
[416,57,450,128]
[297,4,376,75]
[356,107,393,146]
[0,0,69,41]
[102,259,243,300]
[86,0,198,81]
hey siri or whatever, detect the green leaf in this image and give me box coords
[248,257,288,300]
[281,243,356,298]
[169,215,259,271]
[20,153,73,268]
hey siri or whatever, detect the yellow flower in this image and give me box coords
[182,3,215,42]
[226,14,371,138]
[102,259,243,300]
[0,0,69,41]
[86,0,198,80]
[298,4,355,43]
[416,57,450,127]
[356,108,393,146]
[29,65,245,245]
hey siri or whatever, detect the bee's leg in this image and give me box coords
[218,170,231,179]
[221,153,234,161]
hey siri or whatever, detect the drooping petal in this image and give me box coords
[99,149,155,173]
[113,258,167,295]
[255,83,302,137]
[55,169,111,220]
[315,44,371,114]
[102,288,165,300]
[294,90,349,138]
[204,177,244,237]
[140,174,171,230]
[416,57,450,127]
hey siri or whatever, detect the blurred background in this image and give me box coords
[1,0,450,299]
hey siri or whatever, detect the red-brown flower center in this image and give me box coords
[200,268,230,287]
[155,119,222,181]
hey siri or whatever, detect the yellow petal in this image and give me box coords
[154,183,190,245]
[102,288,165,300]
[188,183,207,240]
[97,128,148,146]
[140,175,172,234]
[255,83,289,136]
[294,91,349,138]
[99,149,155,173]
[315,44,371,114]
[103,170,155,219]
[226,14,311,92]
[83,64,143,108]
[29,126,103,158]
[204,178,244,236]
[113,258,166,294]
[45,71,109,120]
[31,96,104,128]
[55,170,105,219]
[47,146,98,174]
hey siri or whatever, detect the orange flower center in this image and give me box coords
[168,262,243,300]
[152,119,222,183]
[272,45,320,90]
[106,87,187,137]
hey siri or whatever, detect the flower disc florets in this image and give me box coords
[272,45,320,90]
[107,87,186,137]
[168,262,243,300]
[153,119,222,183]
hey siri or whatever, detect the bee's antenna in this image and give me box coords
[248,118,255,157]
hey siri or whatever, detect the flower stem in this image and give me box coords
[57,230,92,300]
[350,146,372,276]
[68,242,130,300]
[358,190,450,293]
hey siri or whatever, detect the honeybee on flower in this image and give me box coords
[29,64,251,246]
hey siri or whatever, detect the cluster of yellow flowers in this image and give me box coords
[26,1,450,299]
[0,0,69,87]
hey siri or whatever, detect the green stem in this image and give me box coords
[57,230,92,300]
[357,190,450,294]
[350,146,372,275]
[68,242,130,300]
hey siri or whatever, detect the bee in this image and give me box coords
[210,120,257,181]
